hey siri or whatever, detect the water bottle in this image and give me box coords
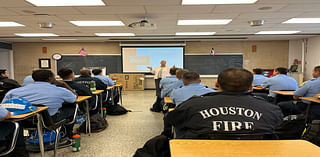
[72,134,81,152]
[103,107,107,118]
[112,77,117,84]
[90,80,96,92]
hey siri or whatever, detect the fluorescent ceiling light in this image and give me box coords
[95,33,135,36]
[176,32,216,35]
[178,19,232,25]
[42,39,77,41]
[182,0,258,5]
[25,0,105,6]
[255,31,300,35]
[15,33,59,37]
[283,18,320,24]
[0,22,24,27]
[70,21,125,26]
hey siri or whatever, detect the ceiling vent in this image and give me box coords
[249,20,264,27]
[128,17,157,30]
[39,22,54,28]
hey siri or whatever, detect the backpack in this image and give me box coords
[79,113,108,133]
[133,135,170,157]
[106,104,129,115]
[276,114,306,139]
[302,120,320,146]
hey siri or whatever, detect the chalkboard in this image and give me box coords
[184,54,243,75]
[57,55,122,75]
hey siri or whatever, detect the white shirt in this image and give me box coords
[151,66,170,79]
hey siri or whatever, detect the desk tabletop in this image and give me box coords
[9,106,48,119]
[164,97,173,104]
[114,83,122,87]
[300,97,320,104]
[92,90,104,95]
[76,96,92,103]
[0,90,4,92]
[272,90,295,95]
[107,86,114,90]
[170,139,320,157]
[253,87,269,90]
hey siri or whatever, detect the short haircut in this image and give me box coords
[32,70,54,82]
[92,69,102,75]
[169,67,178,75]
[253,68,263,74]
[275,67,288,75]
[176,69,188,79]
[218,68,253,92]
[182,72,200,83]
[58,68,73,79]
[80,68,91,76]
[314,66,320,72]
[0,69,7,75]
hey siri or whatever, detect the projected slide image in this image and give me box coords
[122,47,184,72]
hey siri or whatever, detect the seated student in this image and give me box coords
[261,67,298,100]
[22,69,38,86]
[0,69,21,101]
[166,68,283,139]
[159,67,179,90]
[171,72,216,105]
[74,68,107,90]
[0,106,29,157]
[160,69,187,99]
[58,68,96,109]
[92,69,114,86]
[252,68,267,87]
[2,70,77,139]
[279,66,320,117]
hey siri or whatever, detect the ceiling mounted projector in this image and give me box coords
[39,22,54,28]
[128,18,157,30]
[248,20,264,26]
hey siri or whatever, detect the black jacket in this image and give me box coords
[73,75,107,91]
[166,92,284,139]
[64,80,95,108]
[0,76,21,101]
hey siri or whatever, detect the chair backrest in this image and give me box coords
[274,94,294,104]
[0,121,19,156]
[197,133,277,140]
[32,104,55,129]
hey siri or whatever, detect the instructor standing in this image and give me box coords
[147,60,170,112]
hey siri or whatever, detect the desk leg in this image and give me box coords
[119,87,123,106]
[37,113,45,157]
[99,93,103,117]
[85,100,91,136]
[111,89,114,106]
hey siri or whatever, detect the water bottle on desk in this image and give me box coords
[90,80,96,92]
[112,77,117,84]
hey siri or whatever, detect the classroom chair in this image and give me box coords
[0,121,20,156]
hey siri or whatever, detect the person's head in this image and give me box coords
[293,59,299,65]
[160,60,166,67]
[0,69,8,77]
[216,68,253,92]
[274,67,288,75]
[312,66,320,78]
[92,69,103,76]
[182,72,201,85]
[253,68,263,75]
[176,69,188,80]
[32,70,55,83]
[58,68,75,80]
[80,68,91,76]
[169,67,178,75]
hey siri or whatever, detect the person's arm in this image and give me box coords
[293,85,309,100]
[95,79,108,90]
[106,77,114,86]
[60,88,77,103]
[0,106,10,121]
[261,79,270,88]
[147,66,155,74]
[53,80,78,96]
[165,101,189,126]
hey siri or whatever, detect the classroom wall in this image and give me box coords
[12,41,289,84]
[305,36,320,80]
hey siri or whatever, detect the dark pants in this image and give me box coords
[51,107,75,138]
[0,121,28,156]
[152,79,163,111]
[278,101,307,117]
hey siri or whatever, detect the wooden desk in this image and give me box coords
[0,90,4,92]
[272,90,295,95]
[92,90,104,117]
[164,97,173,104]
[8,106,48,157]
[300,97,320,104]
[75,96,92,135]
[253,87,269,90]
[170,140,320,157]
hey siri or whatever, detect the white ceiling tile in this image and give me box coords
[0,8,20,16]
[257,0,320,4]
[213,4,287,13]
[178,13,240,19]
[236,12,303,20]
[145,6,214,14]
[0,0,33,7]
[76,6,146,14]
[57,15,120,21]
[103,0,151,5]
[279,4,320,12]
[7,7,83,15]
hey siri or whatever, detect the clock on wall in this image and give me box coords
[52,53,62,60]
